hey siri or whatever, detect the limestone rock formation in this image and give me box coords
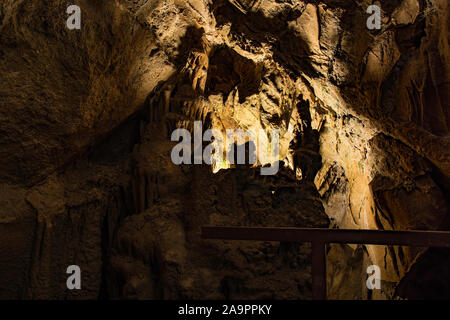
[0,0,448,299]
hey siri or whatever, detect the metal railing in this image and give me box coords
[201,226,450,299]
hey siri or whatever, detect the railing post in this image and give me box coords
[312,241,326,300]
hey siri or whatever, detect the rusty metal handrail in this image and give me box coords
[201,226,450,300]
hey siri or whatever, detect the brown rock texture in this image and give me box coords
[0,0,448,299]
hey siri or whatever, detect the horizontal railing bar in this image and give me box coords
[202,227,450,247]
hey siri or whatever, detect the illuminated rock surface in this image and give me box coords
[0,0,448,299]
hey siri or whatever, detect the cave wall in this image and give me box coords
[0,0,448,299]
